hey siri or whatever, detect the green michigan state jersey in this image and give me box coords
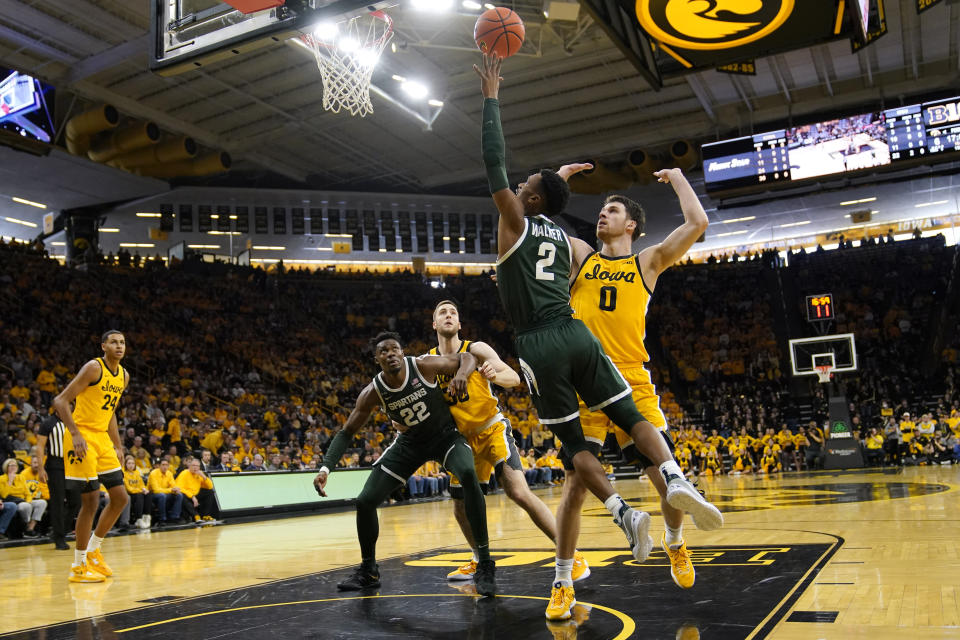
[372,356,456,439]
[495,215,574,332]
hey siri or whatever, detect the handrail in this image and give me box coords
[200,390,240,417]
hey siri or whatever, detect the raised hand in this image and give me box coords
[558,163,594,181]
[653,168,684,184]
[473,52,503,100]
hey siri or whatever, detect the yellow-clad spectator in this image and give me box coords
[176,458,217,522]
[900,413,916,444]
[123,456,150,529]
[730,447,753,474]
[147,459,183,526]
[760,447,781,474]
[134,449,152,473]
[19,456,49,500]
[200,426,224,454]
[864,427,885,466]
[1,458,46,537]
[36,368,56,403]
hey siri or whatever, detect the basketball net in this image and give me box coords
[299,11,393,117]
[814,365,833,384]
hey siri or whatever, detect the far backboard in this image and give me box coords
[789,333,857,376]
[150,0,391,75]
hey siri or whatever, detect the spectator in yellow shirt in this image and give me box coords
[864,427,885,467]
[19,456,49,500]
[122,456,151,529]
[1,458,46,537]
[176,458,217,522]
[35,368,56,404]
[147,459,183,526]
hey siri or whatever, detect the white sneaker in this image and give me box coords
[666,478,724,531]
[615,508,653,562]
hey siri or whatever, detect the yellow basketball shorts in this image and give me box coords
[449,419,522,488]
[64,428,121,482]
[578,365,667,447]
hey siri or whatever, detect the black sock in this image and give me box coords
[361,557,377,574]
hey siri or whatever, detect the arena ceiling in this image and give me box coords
[0,0,958,201]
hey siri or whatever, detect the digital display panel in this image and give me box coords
[806,294,835,322]
[0,69,55,143]
[703,94,960,193]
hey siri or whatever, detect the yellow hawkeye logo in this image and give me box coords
[636,0,795,50]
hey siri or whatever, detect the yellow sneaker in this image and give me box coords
[68,562,106,583]
[86,548,113,577]
[662,534,695,589]
[544,583,576,620]
[446,560,477,581]
[571,551,591,582]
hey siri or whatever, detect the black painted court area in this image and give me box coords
[4,543,836,639]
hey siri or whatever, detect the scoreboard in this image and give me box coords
[703,94,960,194]
[806,294,835,322]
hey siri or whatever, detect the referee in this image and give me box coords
[34,415,79,550]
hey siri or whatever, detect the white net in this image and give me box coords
[300,11,393,117]
[815,365,833,384]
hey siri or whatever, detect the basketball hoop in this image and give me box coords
[299,11,393,117]
[815,364,833,384]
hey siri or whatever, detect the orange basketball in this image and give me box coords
[474,7,525,58]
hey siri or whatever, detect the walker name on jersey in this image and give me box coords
[530,221,564,242]
[582,263,637,283]
[386,386,428,412]
[101,381,124,394]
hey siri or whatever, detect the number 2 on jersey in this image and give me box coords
[399,401,430,427]
[535,242,556,281]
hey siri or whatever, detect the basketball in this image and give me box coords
[474,7,525,58]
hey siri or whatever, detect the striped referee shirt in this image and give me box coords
[39,416,66,458]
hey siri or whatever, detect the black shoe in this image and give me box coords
[54,539,70,550]
[475,559,496,597]
[23,530,39,538]
[337,565,381,591]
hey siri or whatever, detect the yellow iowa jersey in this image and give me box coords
[571,252,652,366]
[72,358,126,432]
[429,340,501,434]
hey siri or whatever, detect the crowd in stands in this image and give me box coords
[0,231,958,540]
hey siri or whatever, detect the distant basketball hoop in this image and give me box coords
[814,364,834,384]
[299,10,393,117]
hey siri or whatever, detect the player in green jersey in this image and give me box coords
[313,332,496,596]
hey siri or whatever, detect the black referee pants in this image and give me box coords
[45,461,81,542]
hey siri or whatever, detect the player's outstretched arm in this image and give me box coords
[638,168,708,286]
[314,383,380,496]
[474,53,524,256]
[417,352,479,399]
[51,359,102,459]
[468,341,521,388]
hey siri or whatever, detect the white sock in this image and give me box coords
[665,524,683,548]
[604,493,630,522]
[88,534,104,553]
[471,549,479,563]
[75,548,87,566]
[554,557,573,587]
[659,460,684,483]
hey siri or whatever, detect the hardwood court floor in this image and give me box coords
[1,465,958,639]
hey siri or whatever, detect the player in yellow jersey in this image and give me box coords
[52,330,130,584]
[429,300,590,584]
[558,166,714,602]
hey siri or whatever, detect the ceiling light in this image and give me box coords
[99,227,120,232]
[463,0,482,8]
[428,99,444,107]
[12,196,46,209]
[51,241,65,246]
[392,74,406,82]
[208,230,241,235]
[839,197,876,206]
[211,214,219,219]
[915,200,949,208]
[313,22,339,41]
[188,244,222,249]
[721,216,756,224]
[253,245,286,250]
[338,36,359,53]
[778,220,811,228]
[355,48,380,67]
[715,230,748,237]
[379,248,387,252]
[119,243,154,247]
[484,3,495,8]
[229,215,238,219]
[136,212,162,217]
[4,216,38,227]
[401,81,428,99]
